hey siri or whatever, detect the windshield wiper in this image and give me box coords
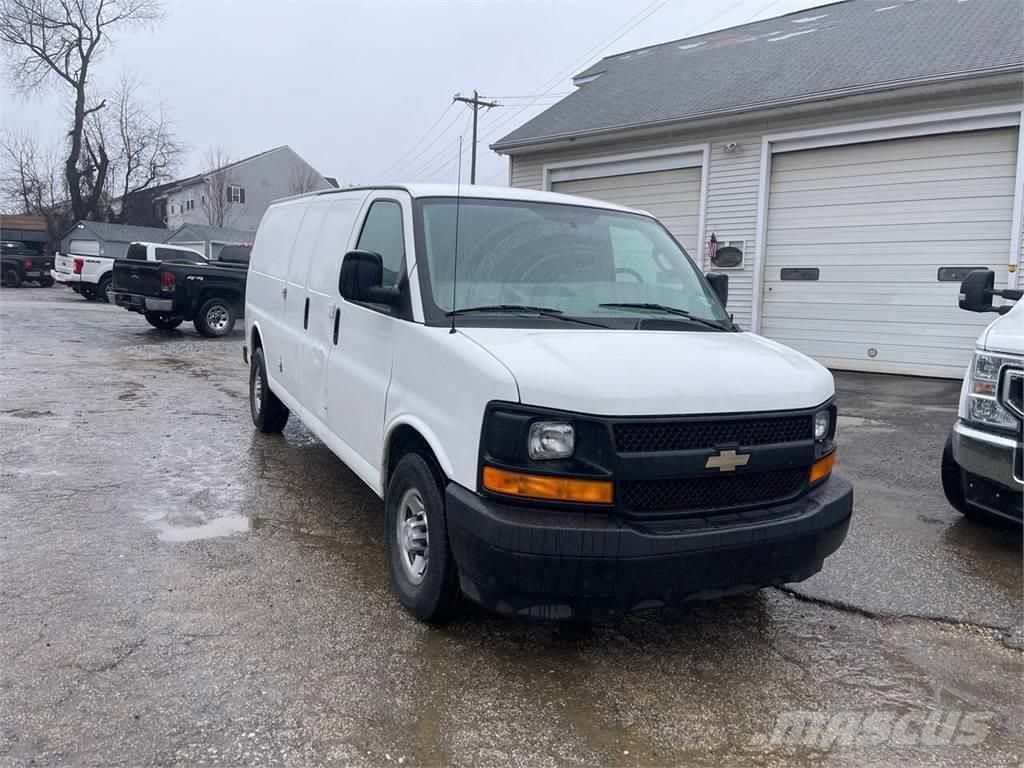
[598,302,732,331]
[446,304,609,328]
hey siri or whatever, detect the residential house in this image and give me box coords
[492,0,1024,378]
[158,146,333,232]
[60,221,173,259]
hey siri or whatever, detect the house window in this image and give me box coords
[185,191,195,211]
[201,192,206,205]
[228,185,246,204]
[170,204,176,214]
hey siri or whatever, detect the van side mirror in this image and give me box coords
[705,271,728,307]
[959,269,1022,315]
[339,250,400,305]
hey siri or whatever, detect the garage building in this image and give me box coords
[493,0,1024,378]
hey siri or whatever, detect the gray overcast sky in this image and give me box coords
[2,0,835,187]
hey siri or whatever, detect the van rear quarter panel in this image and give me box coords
[386,322,519,490]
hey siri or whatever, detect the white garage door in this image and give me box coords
[68,239,101,256]
[552,167,702,256]
[761,128,1019,378]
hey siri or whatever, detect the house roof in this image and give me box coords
[62,220,169,244]
[492,0,1024,151]
[160,145,327,195]
[165,223,256,244]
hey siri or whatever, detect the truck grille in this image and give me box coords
[613,415,812,453]
[619,467,807,514]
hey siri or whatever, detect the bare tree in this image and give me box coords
[288,163,321,195]
[101,73,184,222]
[0,0,163,221]
[0,127,70,248]
[200,145,235,227]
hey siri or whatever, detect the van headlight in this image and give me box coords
[813,410,830,441]
[528,421,575,459]
[967,352,1019,429]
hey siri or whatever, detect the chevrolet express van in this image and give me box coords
[244,184,853,621]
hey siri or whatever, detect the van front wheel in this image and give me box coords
[250,347,289,433]
[386,453,462,622]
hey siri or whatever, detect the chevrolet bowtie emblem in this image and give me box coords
[705,449,750,472]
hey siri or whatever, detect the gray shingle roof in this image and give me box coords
[64,220,169,243]
[493,0,1024,150]
[166,223,256,244]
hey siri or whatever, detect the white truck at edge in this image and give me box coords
[52,242,202,302]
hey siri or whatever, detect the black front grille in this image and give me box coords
[613,415,812,453]
[620,468,806,514]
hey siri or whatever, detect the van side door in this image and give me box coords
[278,199,330,402]
[245,202,306,392]
[303,193,368,420]
[324,193,413,477]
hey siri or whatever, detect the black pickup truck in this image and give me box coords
[112,246,250,336]
[2,241,54,288]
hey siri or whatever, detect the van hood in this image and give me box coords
[978,301,1023,355]
[457,327,834,416]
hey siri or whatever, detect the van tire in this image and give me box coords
[3,269,21,288]
[195,297,236,337]
[250,347,289,433]
[385,453,462,623]
[145,312,183,330]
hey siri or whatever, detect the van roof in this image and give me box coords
[275,183,644,216]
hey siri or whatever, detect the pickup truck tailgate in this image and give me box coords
[53,253,77,277]
[113,259,162,295]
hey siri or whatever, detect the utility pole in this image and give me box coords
[453,90,500,184]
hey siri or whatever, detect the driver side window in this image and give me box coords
[356,201,405,287]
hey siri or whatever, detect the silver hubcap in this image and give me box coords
[105,283,114,301]
[206,305,229,332]
[396,488,429,585]
[252,368,263,413]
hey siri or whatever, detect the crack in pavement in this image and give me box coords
[773,586,1020,647]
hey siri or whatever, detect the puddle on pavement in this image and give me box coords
[836,414,897,432]
[156,512,252,542]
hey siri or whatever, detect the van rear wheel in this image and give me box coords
[385,453,462,622]
[250,347,289,433]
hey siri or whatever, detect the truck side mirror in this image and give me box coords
[705,271,728,307]
[339,250,399,305]
[958,269,994,313]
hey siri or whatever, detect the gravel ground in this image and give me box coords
[1,287,1021,767]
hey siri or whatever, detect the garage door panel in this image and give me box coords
[68,239,100,256]
[761,128,1017,377]
[771,151,1018,183]
[770,176,1007,202]
[773,130,1017,171]
[553,167,702,254]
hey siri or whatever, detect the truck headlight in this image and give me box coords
[528,421,575,459]
[967,352,1020,429]
[814,410,830,441]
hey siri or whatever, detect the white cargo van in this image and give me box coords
[941,270,1022,526]
[244,184,853,621]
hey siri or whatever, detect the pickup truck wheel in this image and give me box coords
[39,276,54,287]
[97,275,113,303]
[2,269,21,288]
[250,347,289,433]
[195,298,236,337]
[144,312,183,330]
[385,453,462,623]
[80,284,98,300]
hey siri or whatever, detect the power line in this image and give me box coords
[373,102,456,181]
[453,90,501,183]
[412,110,473,181]
[379,105,466,181]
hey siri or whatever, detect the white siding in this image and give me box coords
[761,128,1018,378]
[552,168,702,254]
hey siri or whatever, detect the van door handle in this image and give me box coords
[332,308,340,345]
[303,297,310,330]
[281,286,288,299]
[327,302,336,319]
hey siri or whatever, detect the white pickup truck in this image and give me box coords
[52,241,202,302]
[942,269,1022,526]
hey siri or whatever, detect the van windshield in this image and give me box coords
[414,197,732,330]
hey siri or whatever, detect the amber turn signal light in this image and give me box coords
[809,451,836,484]
[482,466,614,504]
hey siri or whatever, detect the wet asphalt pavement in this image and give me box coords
[1,287,1021,767]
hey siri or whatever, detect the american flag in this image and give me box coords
[706,233,718,263]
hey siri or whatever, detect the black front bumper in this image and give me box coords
[446,474,853,619]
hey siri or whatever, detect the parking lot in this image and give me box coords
[1,287,1021,767]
